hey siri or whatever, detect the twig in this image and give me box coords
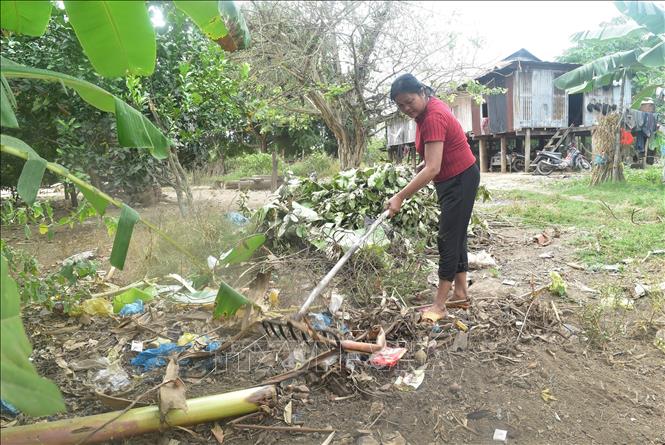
[599,200,620,221]
[91,280,146,298]
[517,290,540,343]
[450,412,479,435]
[75,380,173,445]
[232,424,335,433]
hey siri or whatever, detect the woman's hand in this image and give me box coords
[385,194,404,218]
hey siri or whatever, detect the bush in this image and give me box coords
[288,151,339,178]
[225,152,284,178]
[363,137,387,166]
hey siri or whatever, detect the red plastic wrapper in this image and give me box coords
[369,347,407,368]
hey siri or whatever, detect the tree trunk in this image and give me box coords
[271,148,278,191]
[167,149,193,216]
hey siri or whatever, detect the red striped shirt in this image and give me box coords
[415,97,476,182]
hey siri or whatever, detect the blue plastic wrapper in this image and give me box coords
[1,399,20,416]
[130,343,184,371]
[226,211,249,226]
[119,299,144,317]
[205,341,221,352]
[309,312,333,330]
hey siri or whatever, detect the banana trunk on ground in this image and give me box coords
[1,385,276,445]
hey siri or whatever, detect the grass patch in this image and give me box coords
[491,167,665,264]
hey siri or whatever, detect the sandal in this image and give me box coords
[446,298,471,309]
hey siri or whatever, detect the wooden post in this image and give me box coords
[643,137,650,168]
[479,138,488,173]
[500,136,507,173]
[525,129,531,173]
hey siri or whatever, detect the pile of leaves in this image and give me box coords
[256,163,490,250]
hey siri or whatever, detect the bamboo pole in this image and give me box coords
[611,70,626,182]
[0,386,276,445]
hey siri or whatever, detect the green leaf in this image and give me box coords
[63,0,156,77]
[216,0,251,51]
[637,41,665,67]
[218,234,267,265]
[174,1,229,40]
[2,57,170,159]
[109,205,140,270]
[614,0,665,36]
[112,287,154,313]
[1,256,65,416]
[631,84,660,109]
[213,280,251,317]
[0,134,39,158]
[1,76,18,128]
[114,97,170,159]
[571,22,647,42]
[17,158,47,205]
[0,0,52,36]
[2,55,114,111]
[76,182,111,215]
[553,50,640,91]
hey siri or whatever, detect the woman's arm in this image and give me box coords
[386,141,443,217]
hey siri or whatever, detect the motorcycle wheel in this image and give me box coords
[577,157,591,171]
[512,158,525,172]
[536,160,554,176]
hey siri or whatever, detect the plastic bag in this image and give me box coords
[130,343,185,371]
[80,297,113,317]
[92,362,131,392]
[369,347,407,368]
[119,299,144,316]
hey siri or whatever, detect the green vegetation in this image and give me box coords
[492,167,665,264]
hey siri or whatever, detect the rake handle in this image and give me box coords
[294,210,390,321]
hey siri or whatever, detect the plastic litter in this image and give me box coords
[130,343,185,372]
[1,399,20,416]
[70,357,110,371]
[309,312,333,330]
[369,347,407,368]
[80,297,113,317]
[329,291,344,313]
[468,250,497,269]
[394,369,425,391]
[131,340,144,352]
[119,299,144,317]
[226,211,250,226]
[345,352,363,372]
[177,332,197,346]
[113,287,155,313]
[493,429,508,442]
[92,362,131,392]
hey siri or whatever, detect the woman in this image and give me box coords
[386,73,480,320]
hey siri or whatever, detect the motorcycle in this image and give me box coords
[531,144,591,176]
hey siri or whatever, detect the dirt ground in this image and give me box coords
[3,174,665,445]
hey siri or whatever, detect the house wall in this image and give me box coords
[450,94,474,133]
[488,76,508,133]
[513,68,568,129]
[582,78,632,127]
[386,116,416,146]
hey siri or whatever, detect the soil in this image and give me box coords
[3,176,665,445]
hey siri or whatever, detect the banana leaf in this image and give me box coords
[553,49,640,91]
[637,40,665,67]
[570,22,646,42]
[614,0,665,36]
[0,0,52,37]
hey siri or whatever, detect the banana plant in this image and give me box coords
[554,0,665,107]
[1,1,252,417]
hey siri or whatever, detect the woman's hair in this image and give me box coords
[390,73,434,101]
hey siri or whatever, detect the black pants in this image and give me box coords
[435,164,480,282]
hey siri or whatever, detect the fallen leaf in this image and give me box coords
[159,359,188,418]
[283,400,292,425]
[541,388,557,402]
[211,423,225,443]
